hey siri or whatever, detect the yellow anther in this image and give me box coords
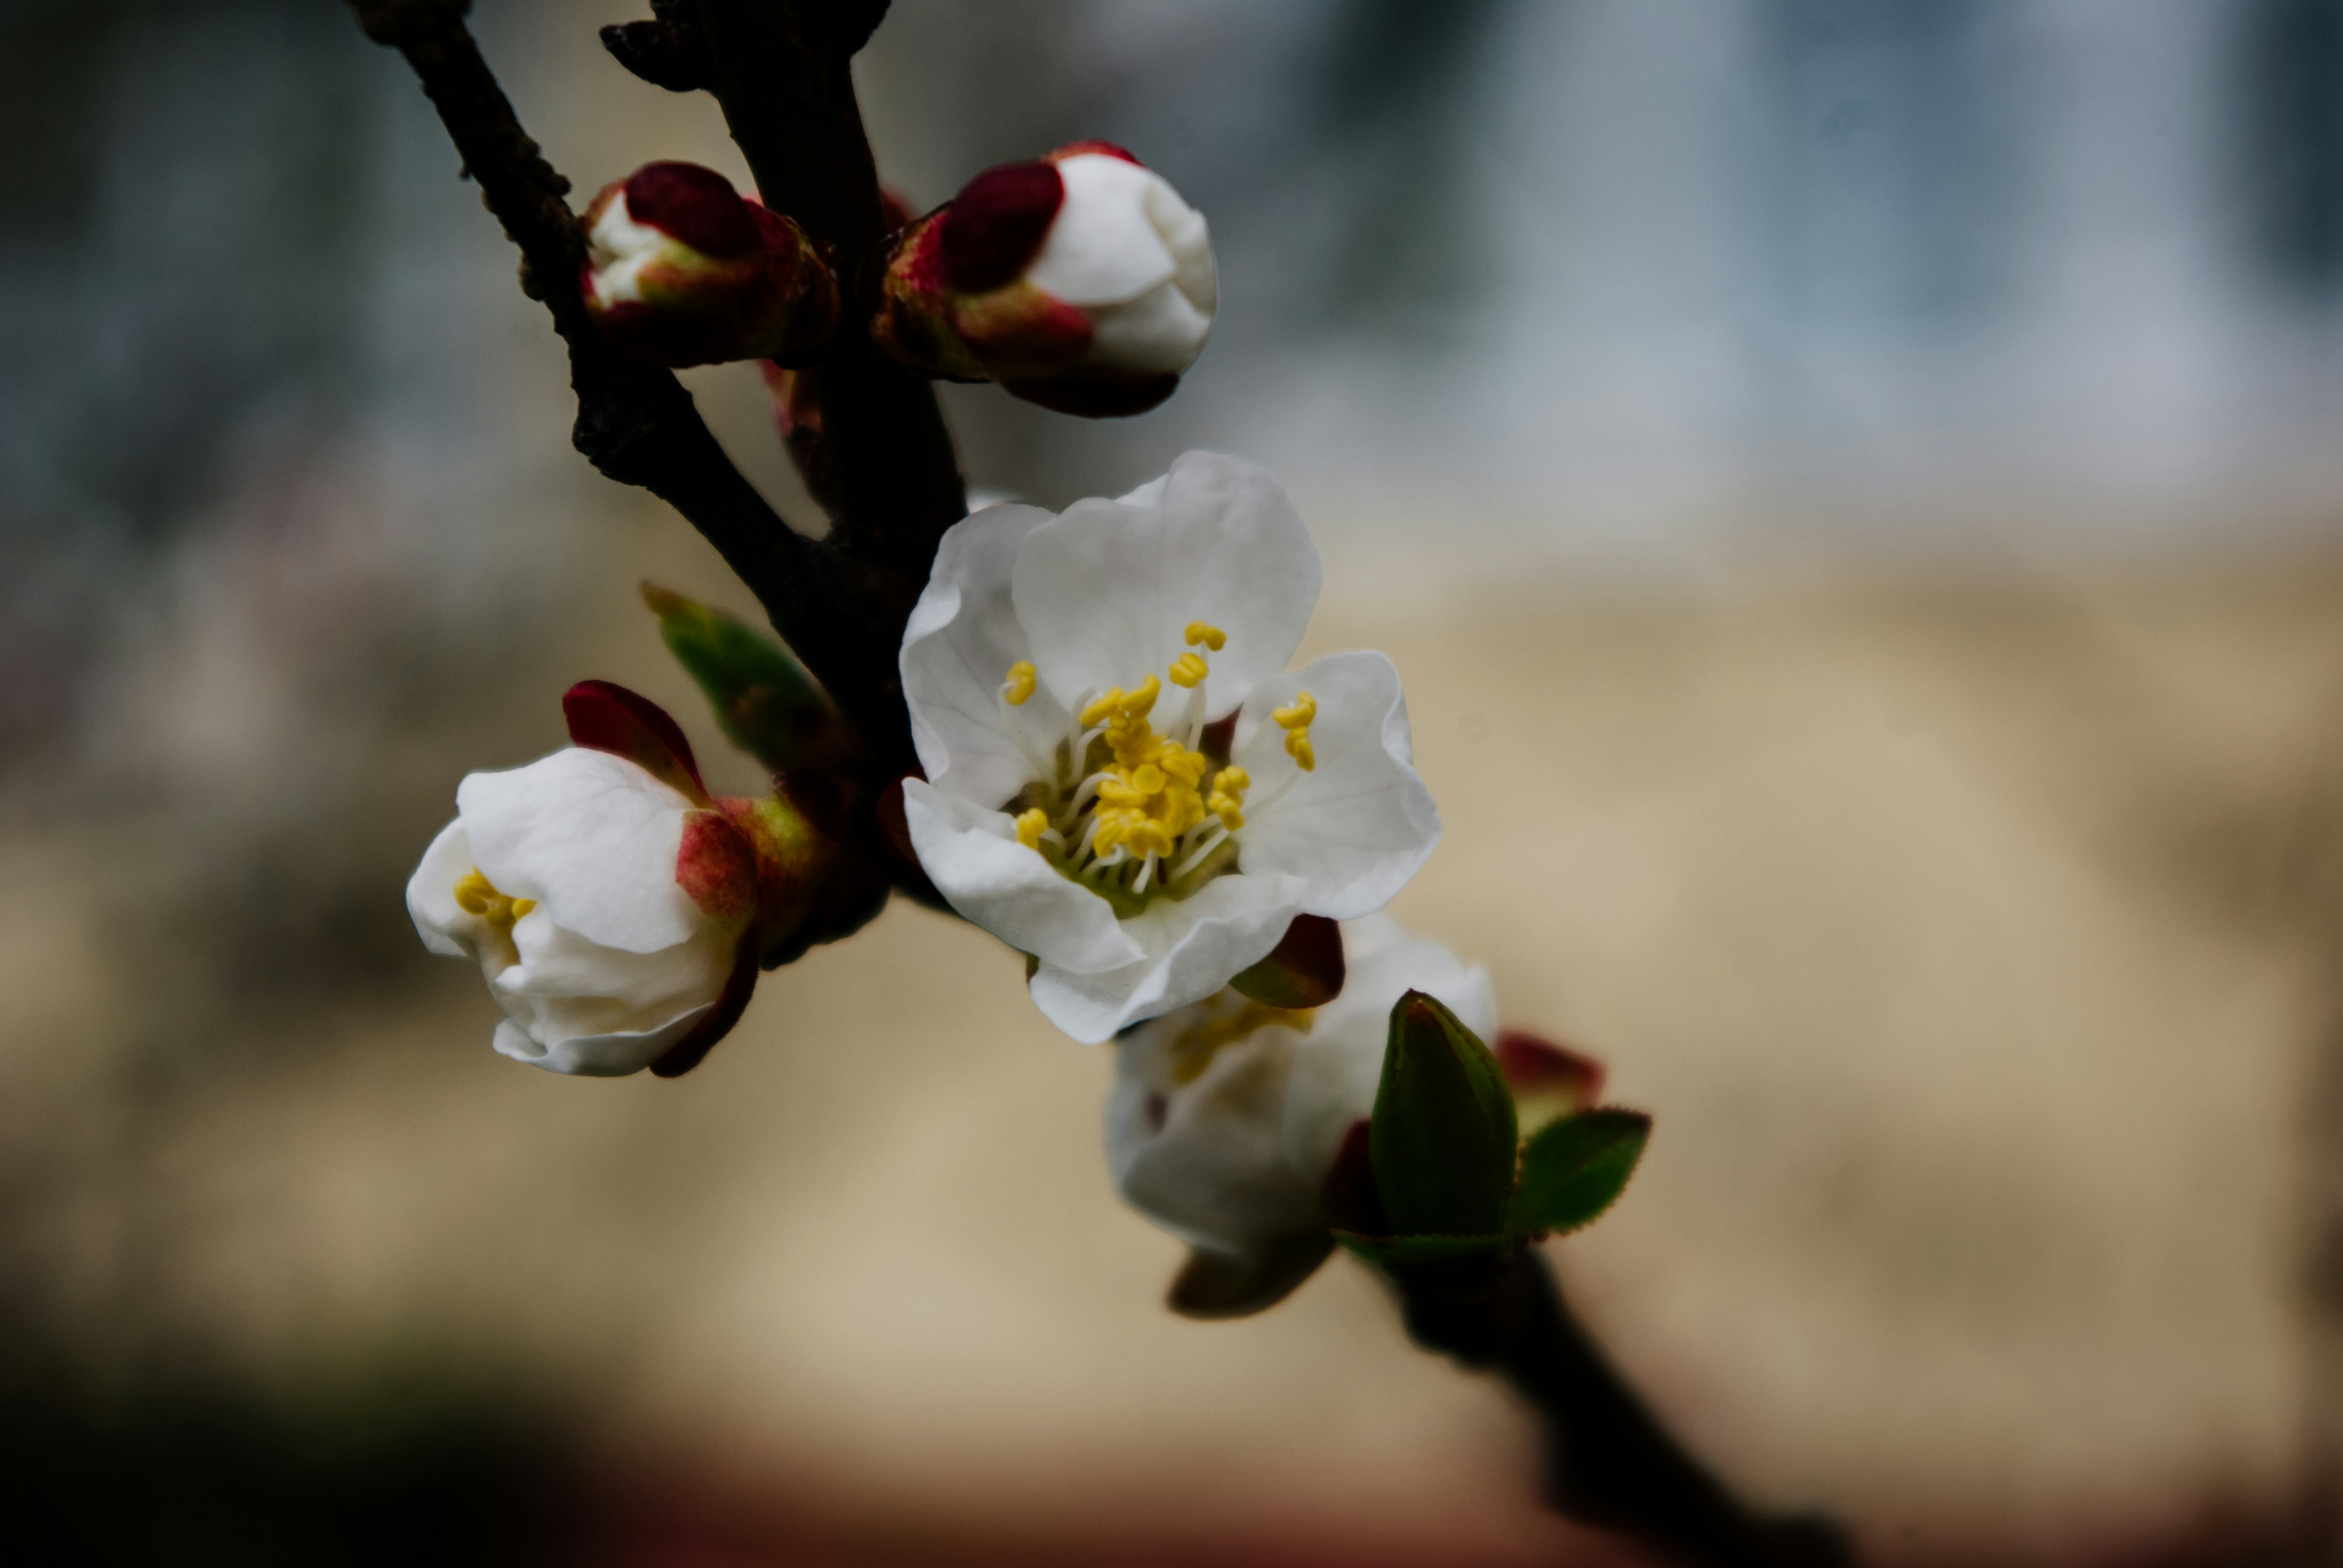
[1080,687,1124,728]
[453,869,534,932]
[1273,691,1317,771]
[1015,808,1049,849]
[1205,763,1250,829]
[1185,621,1227,652]
[1002,660,1037,707]
[1168,651,1208,688]
[1123,673,1159,718]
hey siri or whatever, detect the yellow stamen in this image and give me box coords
[1206,763,1250,830]
[1184,621,1227,652]
[1273,691,1317,772]
[1001,660,1037,707]
[1168,651,1208,688]
[1015,808,1049,849]
[453,869,535,933]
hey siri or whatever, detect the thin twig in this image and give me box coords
[345,0,911,777]
[1394,1246,1856,1568]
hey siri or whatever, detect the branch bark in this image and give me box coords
[345,0,911,775]
[1393,1246,1856,1568]
[687,0,969,583]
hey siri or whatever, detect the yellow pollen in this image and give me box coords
[1170,998,1314,1085]
[453,868,536,932]
[1001,660,1037,707]
[1168,651,1208,688]
[1273,691,1317,772]
[1185,621,1227,652]
[1015,808,1049,849]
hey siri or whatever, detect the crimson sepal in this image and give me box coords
[1495,1029,1606,1117]
[1165,1233,1335,1321]
[938,160,1064,293]
[1228,913,1343,1010]
[650,939,758,1079]
[675,809,760,926]
[563,679,710,805]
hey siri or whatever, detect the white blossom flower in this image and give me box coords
[1104,916,1496,1264]
[873,142,1216,416]
[407,687,772,1076]
[899,451,1440,1042]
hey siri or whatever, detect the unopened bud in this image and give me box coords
[580,162,839,368]
[873,143,1216,417]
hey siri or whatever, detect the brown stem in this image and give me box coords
[1392,1246,1856,1568]
[686,0,968,583]
[343,0,916,782]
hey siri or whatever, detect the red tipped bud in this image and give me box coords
[580,162,839,368]
[872,144,1215,417]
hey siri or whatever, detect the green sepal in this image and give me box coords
[1332,1230,1510,1267]
[1508,1108,1651,1237]
[1371,990,1519,1238]
[643,583,843,771]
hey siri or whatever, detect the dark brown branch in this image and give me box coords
[688,0,969,583]
[1394,1246,1856,1568]
[344,0,911,774]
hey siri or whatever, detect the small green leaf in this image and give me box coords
[1508,1109,1651,1237]
[643,583,842,771]
[1371,990,1519,1238]
[1331,1231,1510,1266]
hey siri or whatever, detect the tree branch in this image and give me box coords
[687,0,969,583]
[344,0,911,772]
[1393,1246,1856,1568]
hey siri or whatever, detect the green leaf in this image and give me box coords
[1508,1109,1651,1237]
[1331,1230,1510,1266]
[643,583,842,772]
[1370,990,1519,1238]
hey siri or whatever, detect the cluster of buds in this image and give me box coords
[580,162,839,369]
[873,144,1217,416]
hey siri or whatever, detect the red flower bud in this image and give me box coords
[580,162,839,368]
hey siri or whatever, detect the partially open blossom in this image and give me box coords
[407,682,836,1077]
[899,451,1440,1043]
[581,162,837,368]
[1104,918,1495,1269]
[873,143,1216,416]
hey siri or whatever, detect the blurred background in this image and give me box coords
[1,0,2339,1561]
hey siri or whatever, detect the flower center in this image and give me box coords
[1000,622,1313,915]
[1167,994,1316,1085]
[453,868,536,933]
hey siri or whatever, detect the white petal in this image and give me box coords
[1084,277,1213,377]
[1106,1016,1320,1256]
[1014,452,1319,720]
[1233,651,1440,921]
[493,907,734,1034]
[902,501,1073,809]
[1024,154,1179,306]
[1280,923,1496,1183]
[458,748,704,955]
[493,1006,715,1078]
[1145,175,1217,317]
[407,817,483,959]
[1027,868,1308,1044]
[901,779,1139,976]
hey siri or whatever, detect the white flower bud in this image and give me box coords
[873,143,1216,416]
[1104,918,1496,1266]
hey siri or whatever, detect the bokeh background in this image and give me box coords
[3,1,2341,1562]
